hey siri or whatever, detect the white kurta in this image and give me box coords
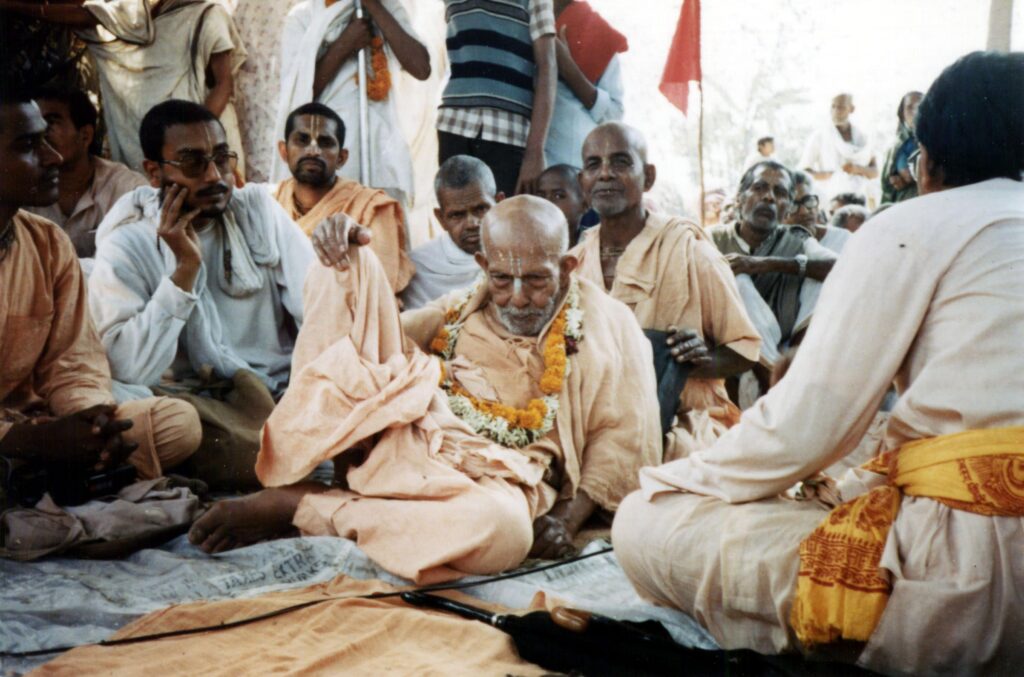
[616,179,1024,675]
[89,185,314,396]
[799,122,877,204]
[273,0,418,206]
[399,232,481,310]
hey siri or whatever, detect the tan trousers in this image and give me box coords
[611,490,827,654]
[117,397,201,480]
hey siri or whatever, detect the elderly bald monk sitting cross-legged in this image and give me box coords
[189,195,662,582]
[0,87,201,505]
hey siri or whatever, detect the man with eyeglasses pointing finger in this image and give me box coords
[86,100,315,489]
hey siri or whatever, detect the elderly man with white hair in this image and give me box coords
[189,195,662,584]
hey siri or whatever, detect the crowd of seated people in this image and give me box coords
[1,0,1022,670]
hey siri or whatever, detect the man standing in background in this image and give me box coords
[437,0,557,196]
[3,0,249,174]
[800,93,878,206]
[544,0,626,168]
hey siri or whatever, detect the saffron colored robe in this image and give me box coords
[257,246,661,583]
[572,213,761,461]
[1,212,200,480]
[273,177,414,294]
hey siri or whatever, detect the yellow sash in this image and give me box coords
[790,426,1024,646]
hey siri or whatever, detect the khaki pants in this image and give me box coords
[118,396,202,479]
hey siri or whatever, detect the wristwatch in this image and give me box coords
[795,254,808,278]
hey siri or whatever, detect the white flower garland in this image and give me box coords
[433,279,584,448]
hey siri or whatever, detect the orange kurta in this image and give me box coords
[572,213,761,461]
[257,246,661,582]
[0,212,199,478]
[274,177,414,293]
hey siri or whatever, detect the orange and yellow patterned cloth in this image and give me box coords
[791,426,1024,645]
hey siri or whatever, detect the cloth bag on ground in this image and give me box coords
[0,476,205,561]
[154,369,275,491]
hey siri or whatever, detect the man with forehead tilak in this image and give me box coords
[273,103,413,296]
[189,196,661,583]
[572,123,761,460]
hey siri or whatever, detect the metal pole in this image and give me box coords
[355,0,371,185]
[987,0,1014,52]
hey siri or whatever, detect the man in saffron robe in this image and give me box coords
[274,0,430,204]
[0,90,201,500]
[572,123,761,460]
[612,52,1024,675]
[273,102,413,295]
[188,196,662,583]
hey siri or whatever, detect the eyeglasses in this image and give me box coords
[908,148,921,183]
[160,151,239,179]
[795,195,820,209]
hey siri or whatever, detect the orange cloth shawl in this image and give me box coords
[791,426,1024,645]
[273,177,414,293]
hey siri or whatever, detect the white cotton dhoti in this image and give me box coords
[612,490,1024,676]
[612,491,825,654]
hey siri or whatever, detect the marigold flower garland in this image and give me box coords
[431,279,584,448]
[356,36,391,102]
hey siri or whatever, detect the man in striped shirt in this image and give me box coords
[437,0,557,197]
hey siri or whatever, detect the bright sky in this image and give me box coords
[588,0,1004,213]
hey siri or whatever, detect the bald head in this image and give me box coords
[579,122,655,221]
[475,195,577,337]
[480,194,569,259]
[831,93,855,125]
[585,122,648,163]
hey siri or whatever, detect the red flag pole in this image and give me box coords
[698,82,705,227]
[658,0,702,223]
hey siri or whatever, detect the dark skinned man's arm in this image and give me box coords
[692,345,755,380]
[362,0,429,80]
[727,249,837,283]
[515,33,556,195]
[313,1,429,99]
[530,490,596,560]
[204,51,234,117]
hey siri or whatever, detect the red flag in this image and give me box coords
[659,0,701,115]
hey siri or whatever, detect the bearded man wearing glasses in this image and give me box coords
[87,100,314,489]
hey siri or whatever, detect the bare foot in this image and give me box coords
[189,488,303,554]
